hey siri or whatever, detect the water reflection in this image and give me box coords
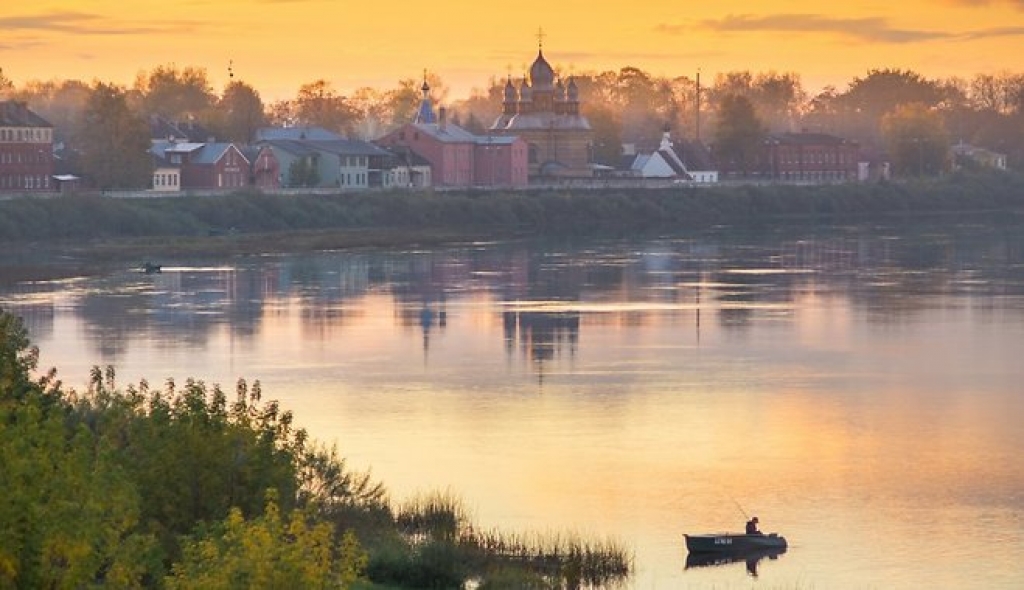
[685,547,787,578]
[4,221,1024,372]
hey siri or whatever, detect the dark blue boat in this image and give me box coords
[684,533,787,553]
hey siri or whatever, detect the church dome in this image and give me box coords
[504,77,518,103]
[519,76,532,102]
[529,50,555,90]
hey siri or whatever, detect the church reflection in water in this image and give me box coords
[503,310,579,378]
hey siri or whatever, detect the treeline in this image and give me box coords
[0,310,630,588]
[2,62,1024,185]
[1,170,1023,245]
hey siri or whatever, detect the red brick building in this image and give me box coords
[150,141,250,191]
[377,81,528,188]
[761,133,860,182]
[0,101,55,193]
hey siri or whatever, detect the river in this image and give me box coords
[3,219,1024,588]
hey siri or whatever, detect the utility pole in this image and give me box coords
[695,69,701,144]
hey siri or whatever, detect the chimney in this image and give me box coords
[438,106,447,132]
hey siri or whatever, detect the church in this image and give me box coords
[490,41,594,180]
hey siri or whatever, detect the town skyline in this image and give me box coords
[3,1,1024,101]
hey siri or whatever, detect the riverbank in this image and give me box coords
[2,170,1022,282]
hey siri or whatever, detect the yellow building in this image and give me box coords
[490,44,593,180]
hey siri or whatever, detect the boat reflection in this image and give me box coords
[685,547,787,578]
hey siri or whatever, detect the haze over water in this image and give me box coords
[4,219,1024,588]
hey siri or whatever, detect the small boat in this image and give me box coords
[141,262,162,274]
[684,533,787,553]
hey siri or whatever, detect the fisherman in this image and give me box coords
[745,516,762,535]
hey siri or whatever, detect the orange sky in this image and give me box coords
[2,1,1023,101]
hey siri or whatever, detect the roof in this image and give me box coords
[149,115,214,142]
[769,132,854,146]
[149,141,247,166]
[409,122,521,146]
[657,148,689,176]
[190,143,243,165]
[379,144,432,167]
[0,101,52,128]
[496,111,592,132]
[255,126,344,142]
[261,138,390,157]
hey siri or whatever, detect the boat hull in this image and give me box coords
[684,533,787,553]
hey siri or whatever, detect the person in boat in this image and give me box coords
[745,516,762,535]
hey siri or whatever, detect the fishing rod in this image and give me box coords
[731,497,750,521]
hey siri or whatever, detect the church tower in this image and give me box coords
[489,35,593,180]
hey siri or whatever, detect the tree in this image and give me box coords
[288,158,321,188]
[881,103,951,177]
[294,80,359,135]
[1,311,160,588]
[834,69,947,148]
[0,67,13,97]
[134,64,216,122]
[713,94,766,176]
[266,99,296,126]
[583,105,623,165]
[9,79,92,146]
[211,80,266,143]
[166,492,367,590]
[78,82,152,189]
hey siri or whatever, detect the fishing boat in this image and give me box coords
[684,532,787,553]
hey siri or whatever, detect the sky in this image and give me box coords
[2,1,1024,102]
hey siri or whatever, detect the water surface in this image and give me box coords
[4,220,1024,588]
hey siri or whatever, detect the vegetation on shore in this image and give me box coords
[2,170,1022,247]
[0,310,630,588]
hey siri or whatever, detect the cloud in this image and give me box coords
[0,11,204,36]
[944,0,1024,7]
[659,13,1024,44]
[961,25,1024,39]
[659,14,954,43]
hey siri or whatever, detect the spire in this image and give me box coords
[414,69,436,124]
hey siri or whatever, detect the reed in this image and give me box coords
[459,528,632,588]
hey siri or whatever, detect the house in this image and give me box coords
[376,80,528,188]
[378,145,432,188]
[619,128,718,183]
[255,126,391,189]
[760,132,860,182]
[0,101,55,193]
[150,140,249,191]
[241,145,280,190]
[952,141,1007,170]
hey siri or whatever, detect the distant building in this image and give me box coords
[0,101,55,193]
[620,127,718,183]
[240,145,281,190]
[952,141,1007,170]
[379,145,433,188]
[376,79,529,188]
[150,141,249,191]
[255,126,392,189]
[490,42,593,180]
[760,132,860,182]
